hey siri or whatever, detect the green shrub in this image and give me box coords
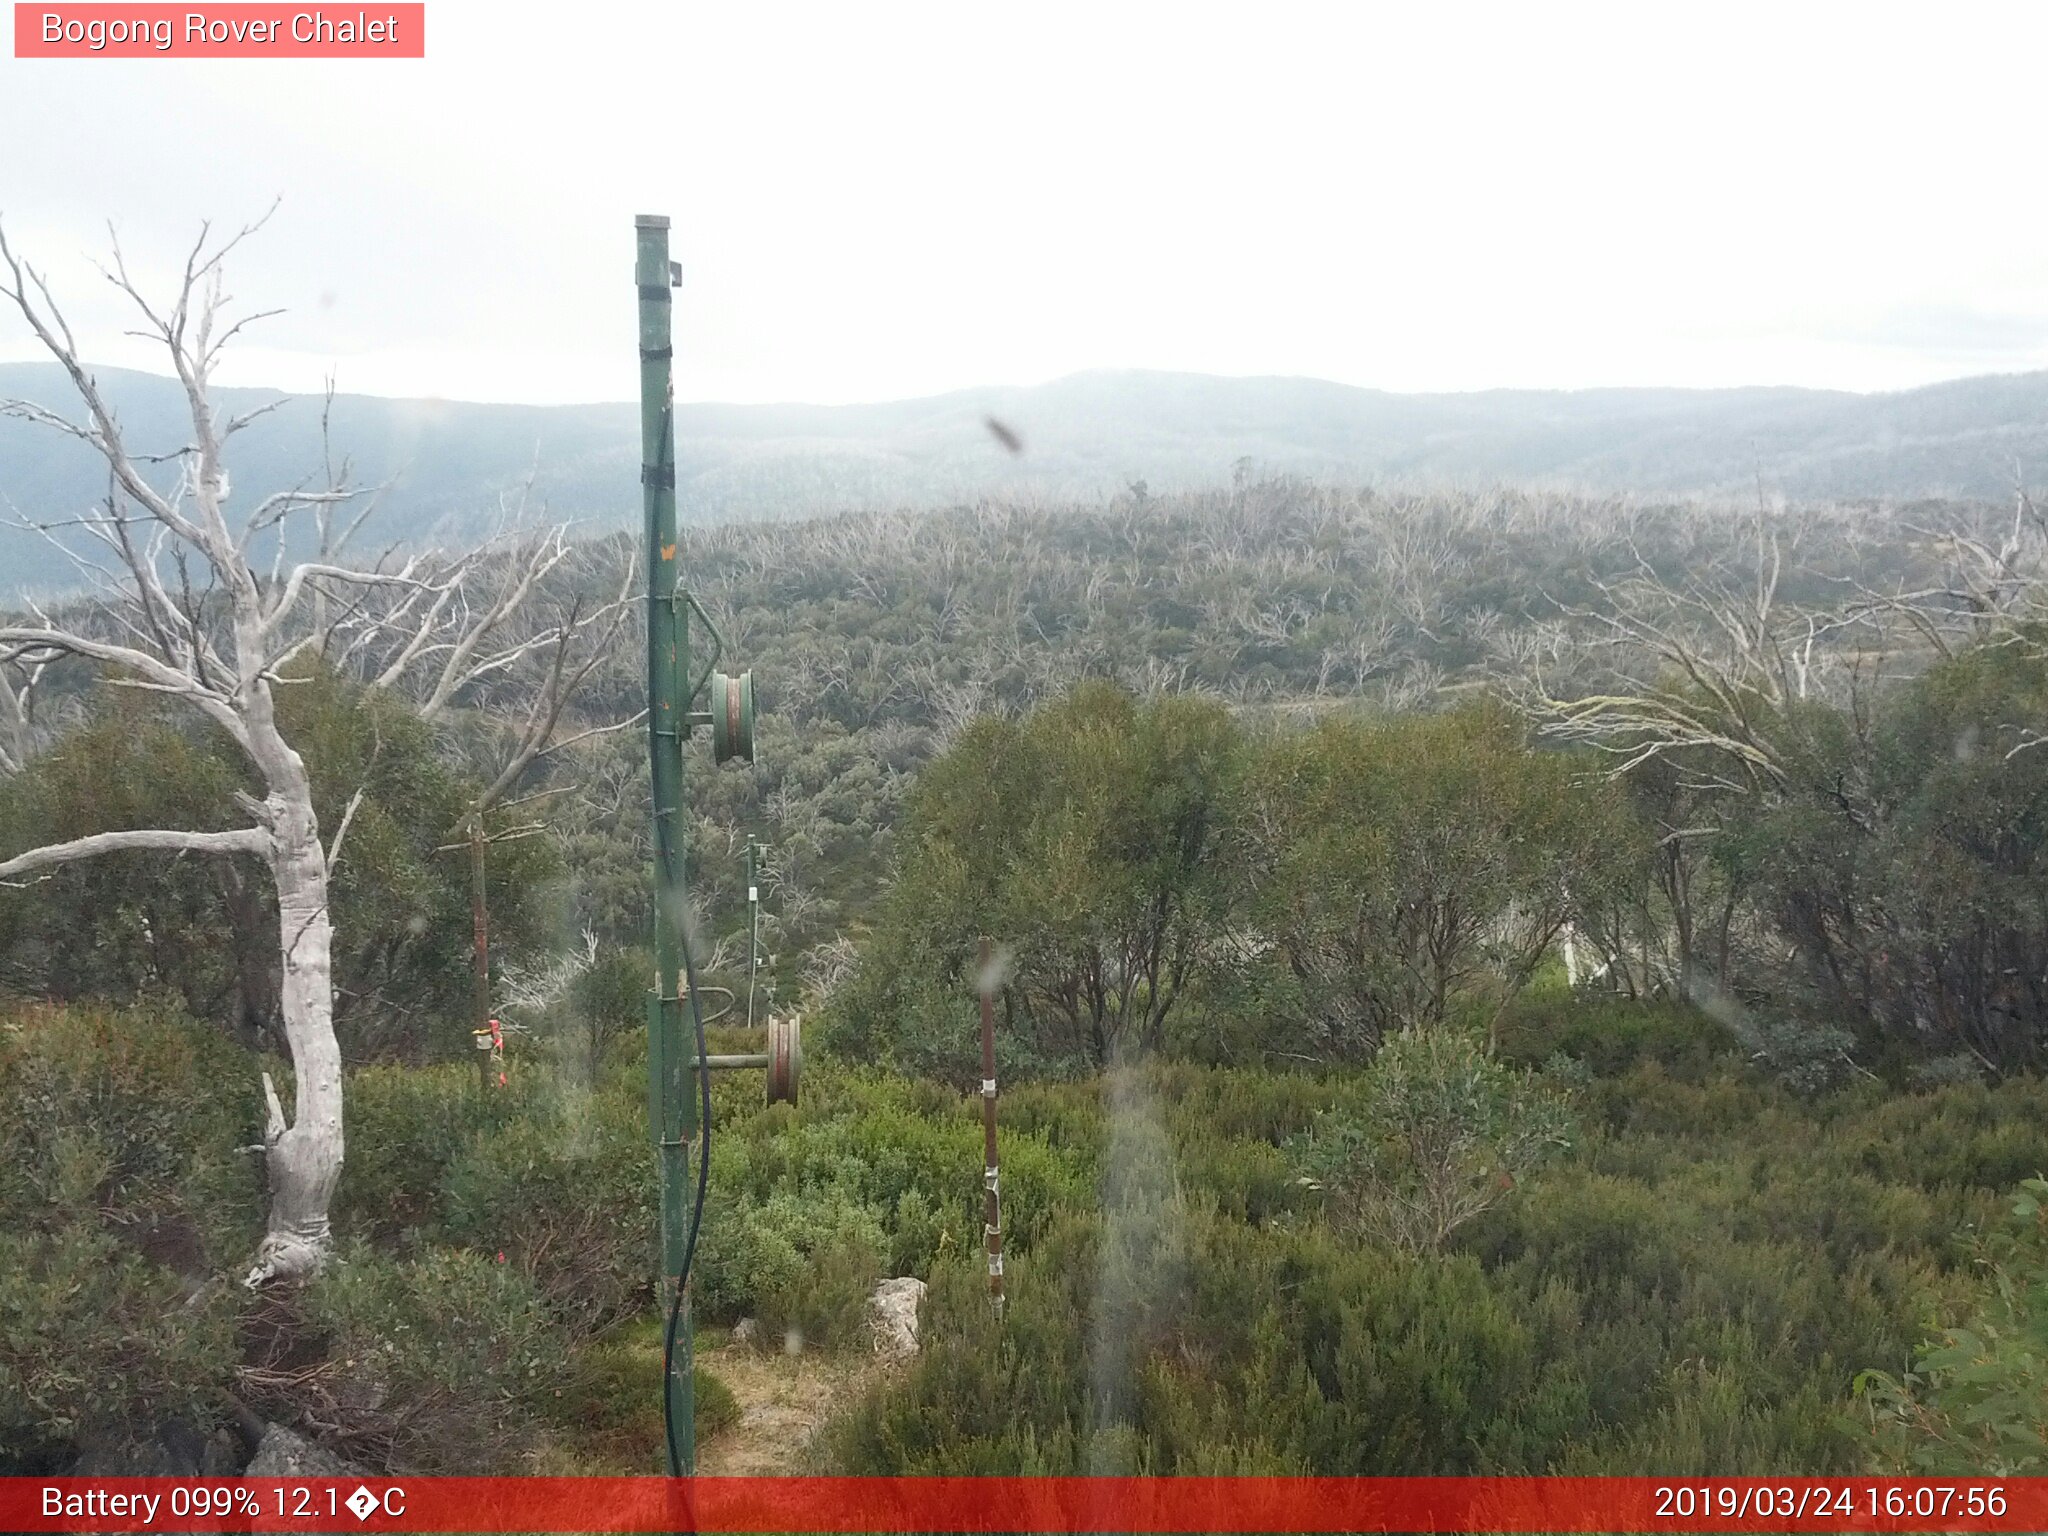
[560,944,651,1078]
[0,1001,259,1251]
[1827,1077,2048,1195]
[1851,1178,2048,1474]
[0,1222,235,1468]
[10,982,2044,1481]
[695,1188,886,1346]
[1240,705,1637,1056]
[1497,995,1736,1081]
[435,1082,656,1337]
[1290,1026,1575,1252]
[0,676,558,1064]
[333,1062,505,1241]
[1001,1077,1109,1158]
[552,1331,736,1469]
[1291,1240,1546,1472]
[822,1235,1092,1473]
[296,1244,576,1473]
[825,1035,2045,1477]
[693,1364,740,1438]
[829,1200,1565,1475]
[714,1063,1095,1266]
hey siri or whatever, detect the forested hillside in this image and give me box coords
[5,478,2047,1478]
[10,359,2048,595]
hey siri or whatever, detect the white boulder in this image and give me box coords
[869,1276,926,1359]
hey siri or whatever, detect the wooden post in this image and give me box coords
[978,936,1005,1314]
[470,814,492,1094]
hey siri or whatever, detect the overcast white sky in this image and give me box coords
[3,1,2046,405]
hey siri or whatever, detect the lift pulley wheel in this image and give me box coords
[710,670,756,765]
[765,1013,801,1106]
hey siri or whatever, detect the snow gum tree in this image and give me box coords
[0,216,621,1283]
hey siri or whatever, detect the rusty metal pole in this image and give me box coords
[978,936,1005,1314]
[470,814,491,1094]
[746,838,761,1030]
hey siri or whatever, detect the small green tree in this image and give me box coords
[1290,1025,1575,1253]
[1242,704,1635,1056]
[567,943,649,1078]
[837,681,1243,1075]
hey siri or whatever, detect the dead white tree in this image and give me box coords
[0,215,615,1284]
[1838,485,2048,682]
[0,647,53,772]
[1515,518,1871,792]
[1505,513,1892,992]
[341,522,642,806]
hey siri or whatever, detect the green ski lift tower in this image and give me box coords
[636,214,793,1476]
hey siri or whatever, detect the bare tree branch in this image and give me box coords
[0,824,269,882]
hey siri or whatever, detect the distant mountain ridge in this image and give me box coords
[3,362,2046,595]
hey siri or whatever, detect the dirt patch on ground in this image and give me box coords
[695,1341,893,1475]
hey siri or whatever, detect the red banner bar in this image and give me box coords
[4,1477,2046,1533]
[13,5,424,57]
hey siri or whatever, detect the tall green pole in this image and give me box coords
[637,213,696,1476]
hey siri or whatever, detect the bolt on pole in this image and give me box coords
[979,936,1005,1315]
[637,212,697,1477]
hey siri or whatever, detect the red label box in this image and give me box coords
[13,4,425,56]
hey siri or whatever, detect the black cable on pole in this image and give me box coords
[645,372,709,1477]
[662,925,714,1477]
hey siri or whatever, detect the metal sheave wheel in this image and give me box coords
[765,1013,801,1105]
[711,670,755,764]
